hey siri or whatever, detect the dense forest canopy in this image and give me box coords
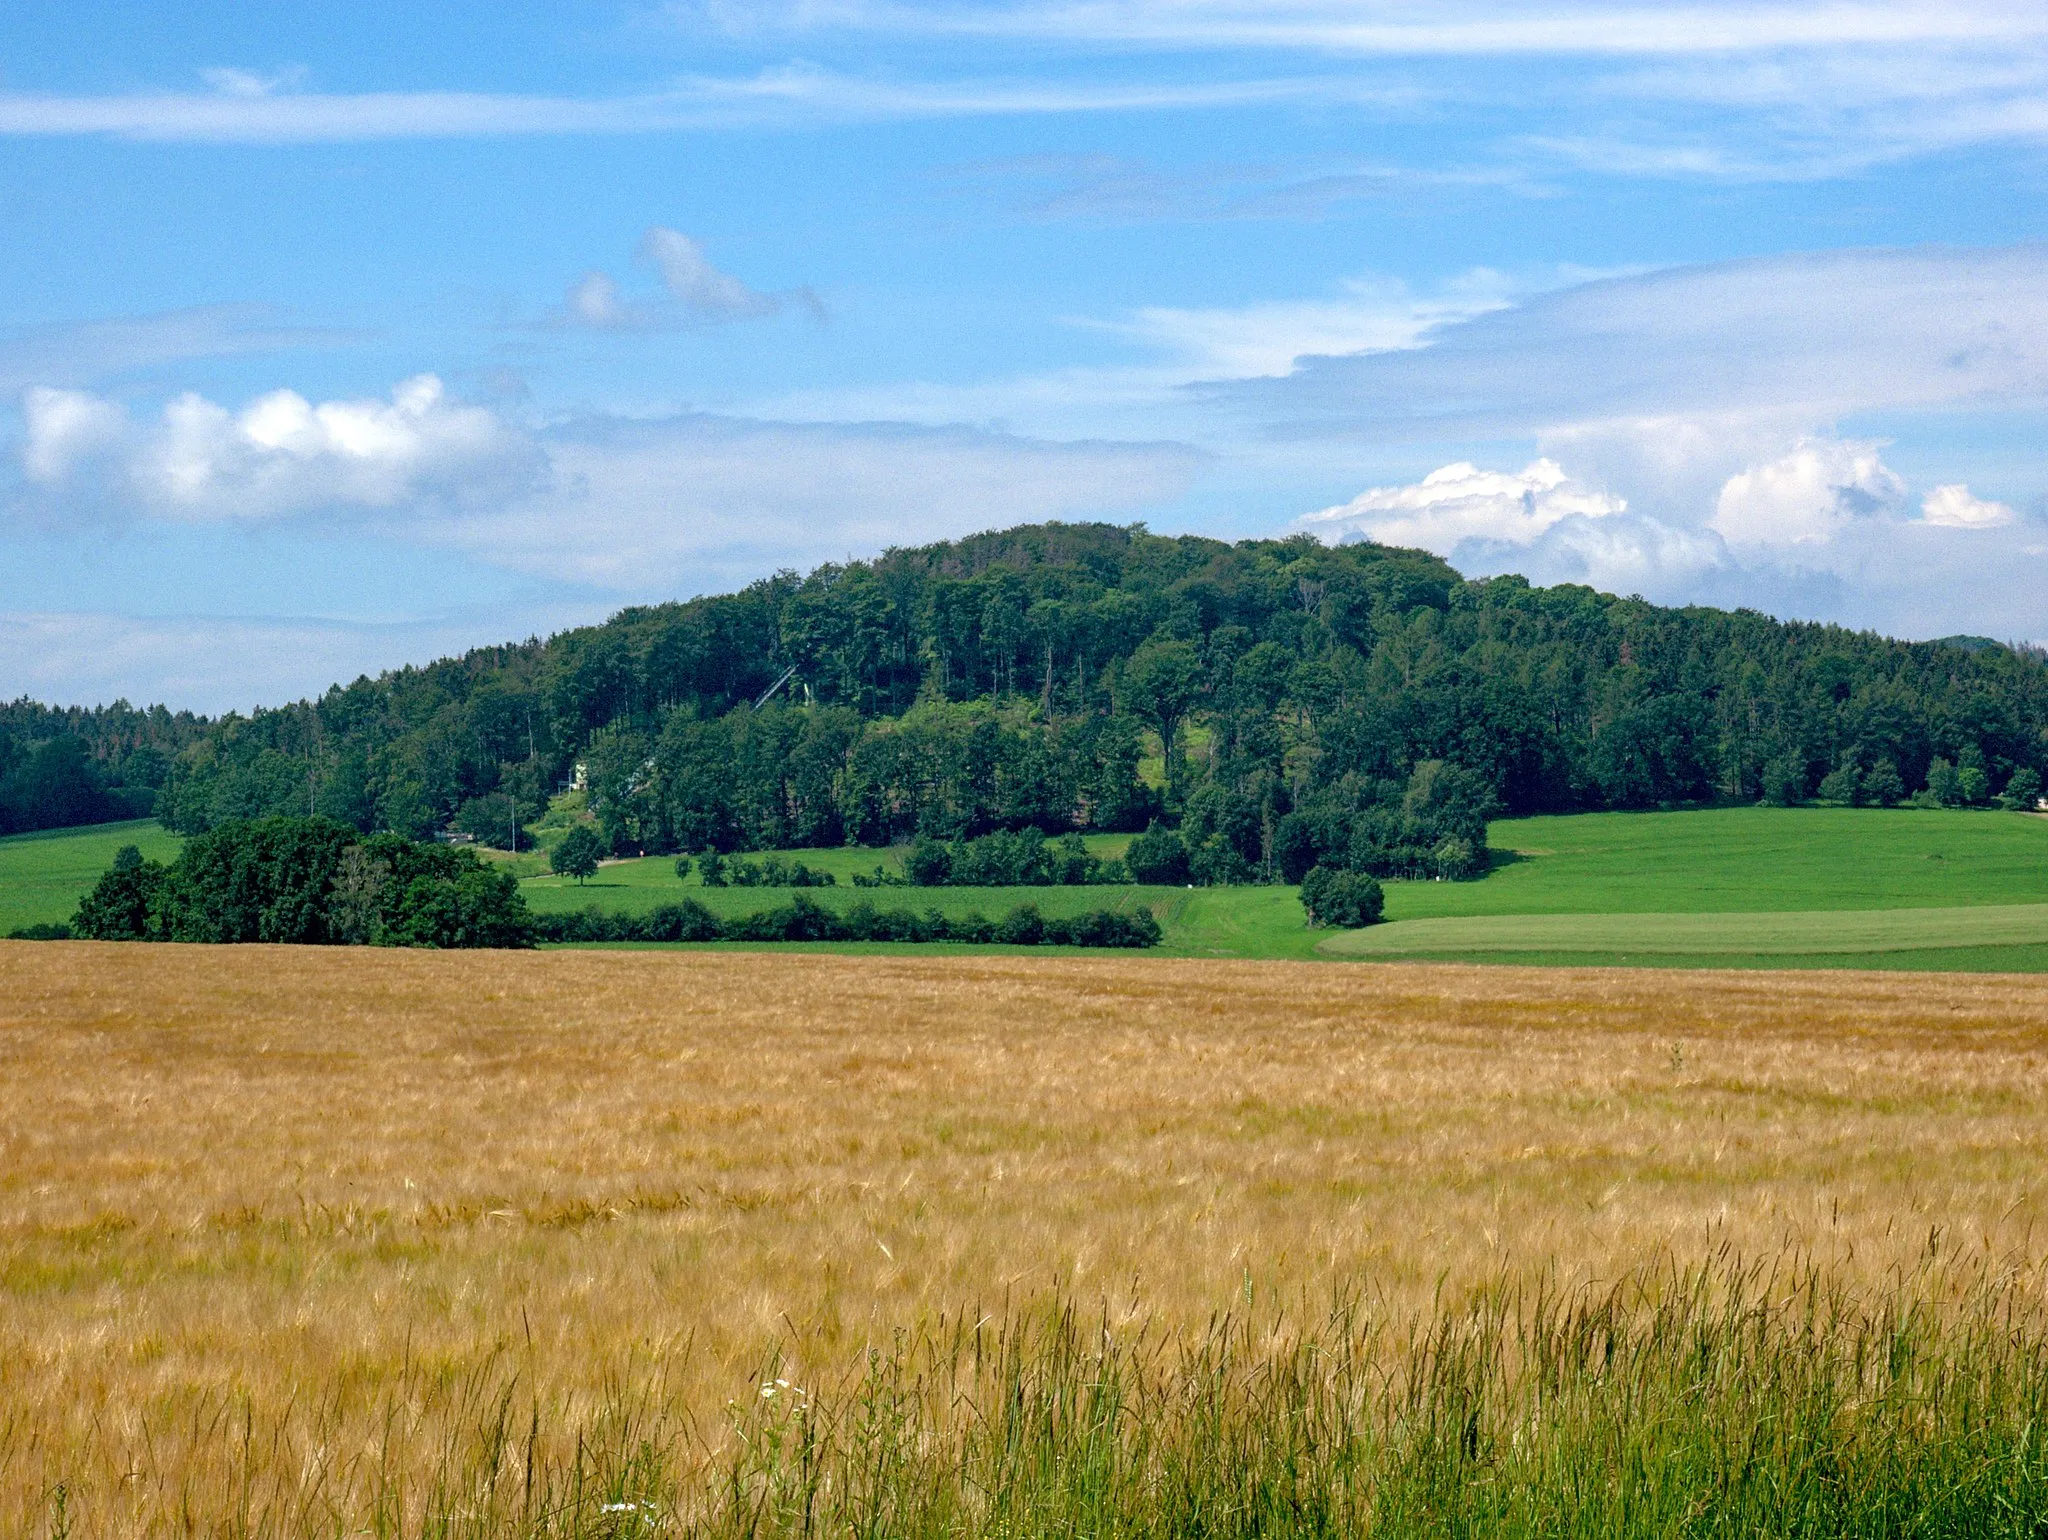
[9,523,2048,879]
[0,698,210,835]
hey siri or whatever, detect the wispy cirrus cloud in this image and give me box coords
[0,66,1380,144]
[0,305,344,395]
[11,11,2048,183]
[747,266,1519,440]
[938,151,1545,222]
[1240,245,2048,440]
[555,228,824,330]
[673,3,2048,180]
[679,1,2048,56]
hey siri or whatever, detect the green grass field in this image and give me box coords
[527,806,2048,966]
[0,819,183,936]
[8,805,2048,967]
[1338,806,2048,969]
[1323,902,2048,970]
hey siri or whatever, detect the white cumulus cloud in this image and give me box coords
[21,386,126,482]
[1919,482,2016,528]
[9,375,1199,589]
[1709,437,1905,549]
[1300,457,1625,553]
[13,374,540,523]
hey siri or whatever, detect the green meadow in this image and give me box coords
[1336,806,2048,970]
[9,805,2048,967]
[515,804,2048,967]
[0,818,183,937]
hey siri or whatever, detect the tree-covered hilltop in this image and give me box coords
[0,698,212,835]
[84,520,2048,881]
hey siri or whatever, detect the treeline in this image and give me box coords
[535,896,1161,947]
[0,699,209,835]
[55,815,1163,950]
[19,523,2048,880]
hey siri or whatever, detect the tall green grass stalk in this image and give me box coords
[21,1248,2048,1537]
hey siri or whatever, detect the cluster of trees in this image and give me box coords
[1272,759,1495,883]
[1811,755,2044,811]
[896,829,1117,886]
[534,896,1162,947]
[72,818,534,947]
[0,699,207,835]
[1299,867,1386,928]
[699,851,838,887]
[15,523,2045,876]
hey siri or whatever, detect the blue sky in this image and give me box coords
[6,1,2048,711]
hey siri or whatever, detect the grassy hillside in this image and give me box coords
[9,806,2047,966]
[1335,806,2048,969]
[0,819,182,936]
[522,805,2048,965]
[1324,904,2048,971]
[1406,805,2048,917]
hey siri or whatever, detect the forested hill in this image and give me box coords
[12,522,2048,870]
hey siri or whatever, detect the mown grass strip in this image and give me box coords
[1324,903,2048,958]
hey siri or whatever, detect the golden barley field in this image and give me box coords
[8,940,2048,1534]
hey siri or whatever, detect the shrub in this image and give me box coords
[948,829,1051,887]
[1926,757,1962,806]
[1300,865,1384,928]
[726,854,835,887]
[1187,833,1253,887]
[2002,767,2044,810]
[1124,820,1190,885]
[1047,905,1162,947]
[1759,754,1808,807]
[899,829,1118,887]
[6,921,72,940]
[1047,832,1102,885]
[530,899,1160,948]
[1430,836,1480,879]
[72,859,168,940]
[1817,758,1863,805]
[993,902,1045,946]
[903,836,952,886]
[1864,758,1907,806]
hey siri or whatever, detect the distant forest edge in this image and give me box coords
[5,523,2047,887]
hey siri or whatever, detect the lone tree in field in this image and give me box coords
[551,825,604,885]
